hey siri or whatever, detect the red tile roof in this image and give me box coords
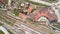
[19,13,27,19]
[0,0,4,4]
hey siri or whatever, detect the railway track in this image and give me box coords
[0,13,16,22]
[0,12,57,34]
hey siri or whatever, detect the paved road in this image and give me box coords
[52,6,60,22]
[30,0,52,6]
[0,21,18,34]
[52,2,60,22]
[0,26,9,34]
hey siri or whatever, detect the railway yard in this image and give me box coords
[0,0,60,34]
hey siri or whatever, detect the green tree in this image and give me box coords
[0,30,4,34]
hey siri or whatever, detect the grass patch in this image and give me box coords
[48,0,57,3]
[0,23,2,26]
[0,10,7,14]
[4,0,8,4]
[0,30,4,34]
[0,17,2,20]
[25,0,49,7]
[7,30,13,34]
[5,21,13,26]
[0,28,13,34]
[13,8,19,16]
[40,0,57,3]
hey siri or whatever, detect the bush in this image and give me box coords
[0,30,4,34]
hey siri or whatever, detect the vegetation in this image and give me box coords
[0,27,13,34]
[0,10,5,13]
[25,0,49,7]
[49,0,57,3]
[0,10,13,26]
[5,21,13,26]
[0,30,4,34]
[13,8,19,16]
[53,22,60,29]
[7,30,13,34]
[0,23,2,26]
[0,28,13,34]
[0,16,13,26]
[4,0,8,4]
